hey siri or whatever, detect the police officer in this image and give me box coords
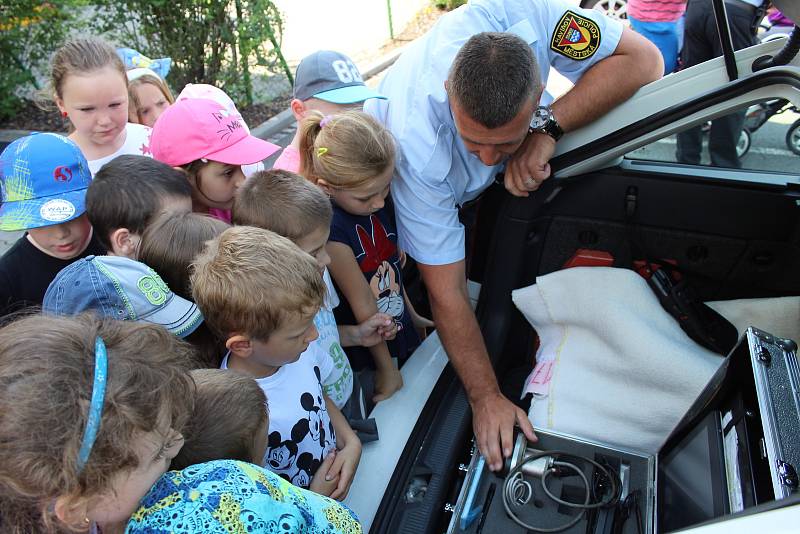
[365,0,662,472]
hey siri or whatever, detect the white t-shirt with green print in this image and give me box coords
[315,269,353,409]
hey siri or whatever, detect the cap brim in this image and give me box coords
[204,135,281,166]
[313,86,387,104]
[0,188,88,232]
[138,293,204,338]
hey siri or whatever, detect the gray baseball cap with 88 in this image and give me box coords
[293,50,387,104]
[43,255,203,338]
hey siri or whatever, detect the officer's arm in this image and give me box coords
[551,27,663,132]
[505,27,663,197]
[417,259,536,472]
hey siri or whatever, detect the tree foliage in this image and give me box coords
[0,1,84,119]
[93,0,291,107]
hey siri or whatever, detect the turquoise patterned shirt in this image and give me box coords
[125,460,362,533]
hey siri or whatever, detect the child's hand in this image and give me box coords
[327,439,362,500]
[373,365,403,402]
[411,312,435,339]
[356,313,397,346]
[309,451,339,496]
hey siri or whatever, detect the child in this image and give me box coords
[233,169,398,409]
[299,111,432,381]
[127,460,362,533]
[0,133,105,317]
[171,369,269,470]
[0,315,360,534]
[127,68,175,127]
[191,226,361,499]
[0,313,195,533]
[138,211,230,300]
[150,97,280,223]
[177,83,265,181]
[51,37,152,175]
[86,155,192,258]
[272,50,386,173]
[43,255,204,340]
[138,212,230,366]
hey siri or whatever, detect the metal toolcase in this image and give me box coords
[446,327,800,534]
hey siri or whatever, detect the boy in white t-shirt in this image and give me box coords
[191,226,361,500]
[233,170,398,415]
[271,50,386,173]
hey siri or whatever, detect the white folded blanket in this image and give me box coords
[513,267,722,454]
[513,267,800,454]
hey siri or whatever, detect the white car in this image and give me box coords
[345,6,800,533]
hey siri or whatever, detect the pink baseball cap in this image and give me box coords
[150,98,279,166]
[178,84,251,132]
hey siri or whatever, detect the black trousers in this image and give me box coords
[676,0,758,168]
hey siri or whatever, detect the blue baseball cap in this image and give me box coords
[293,50,387,104]
[0,133,91,232]
[44,255,203,338]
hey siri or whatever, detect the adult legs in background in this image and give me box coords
[676,0,758,167]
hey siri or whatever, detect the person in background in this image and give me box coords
[126,68,175,127]
[676,0,766,168]
[0,133,105,317]
[272,50,386,173]
[628,0,687,74]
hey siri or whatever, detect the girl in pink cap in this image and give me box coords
[149,97,280,222]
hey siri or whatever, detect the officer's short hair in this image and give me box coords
[448,32,541,129]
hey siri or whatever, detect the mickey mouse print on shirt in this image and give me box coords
[329,198,420,370]
[221,344,336,489]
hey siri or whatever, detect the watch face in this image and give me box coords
[531,106,552,129]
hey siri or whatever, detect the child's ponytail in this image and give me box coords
[298,110,326,183]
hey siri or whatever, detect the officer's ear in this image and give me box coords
[444,79,449,94]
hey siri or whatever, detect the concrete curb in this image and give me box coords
[0,46,406,145]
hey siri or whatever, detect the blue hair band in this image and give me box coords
[77,337,109,471]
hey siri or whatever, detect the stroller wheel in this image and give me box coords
[787,119,800,156]
[736,129,751,158]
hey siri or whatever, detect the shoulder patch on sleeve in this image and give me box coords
[550,10,602,61]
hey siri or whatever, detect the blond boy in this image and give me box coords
[191,226,361,499]
[233,170,398,411]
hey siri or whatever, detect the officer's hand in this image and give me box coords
[505,132,556,197]
[472,390,537,472]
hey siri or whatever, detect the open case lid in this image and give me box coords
[656,327,800,531]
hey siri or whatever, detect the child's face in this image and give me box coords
[56,67,129,148]
[87,428,183,525]
[27,214,92,260]
[327,165,393,217]
[192,162,246,210]
[250,311,319,370]
[130,82,171,127]
[295,224,331,273]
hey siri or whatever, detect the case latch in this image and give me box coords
[777,460,799,490]
[757,345,772,366]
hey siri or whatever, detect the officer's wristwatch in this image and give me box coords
[530,106,564,141]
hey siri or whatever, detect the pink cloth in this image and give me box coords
[271,146,301,173]
[628,0,686,23]
[207,208,232,223]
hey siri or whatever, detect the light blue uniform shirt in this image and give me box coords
[366,0,623,265]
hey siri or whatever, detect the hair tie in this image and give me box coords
[77,337,109,472]
[317,147,328,156]
[319,116,332,128]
